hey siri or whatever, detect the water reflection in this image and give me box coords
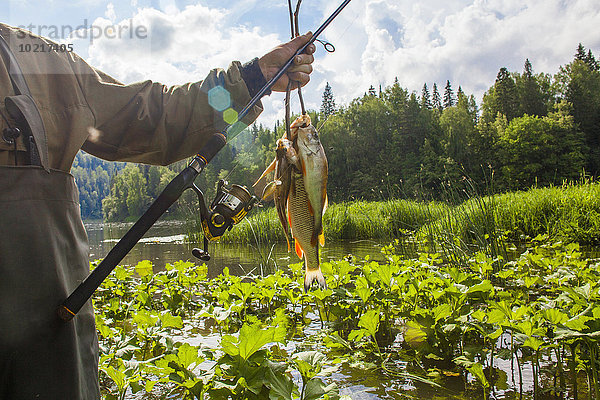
[85,220,388,277]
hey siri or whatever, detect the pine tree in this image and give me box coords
[432,83,442,111]
[456,86,468,109]
[320,82,337,118]
[368,85,377,96]
[576,43,587,61]
[421,83,432,109]
[494,67,519,121]
[443,80,455,108]
[585,49,600,71]
[518,59,546,116]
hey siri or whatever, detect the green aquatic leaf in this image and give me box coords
[487,327,503,340]
[433,304,452,322]
[303,379,339,400]
[466,280,493,294]
[135,260,153,277]
[354,287,372,303]
[523,276,541,288]
[405,320,427,347]
[358,309,380,338]
[468,362,489,388]
[221,323,286,361]
[293,351,327,381]
[160,312,183,329]
[310,288,333,302]
[565,316,593,331]
[114,265,132,281]
[543,309,568,325]
[447,267,469,284]
[176,343,203,369]
[266,367,294,400]
[133,310,158,329]
[523,337,544,351]
[471,309,487,323]
[496,269,514,279]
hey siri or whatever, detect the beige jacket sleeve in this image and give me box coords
[70,54,263,166]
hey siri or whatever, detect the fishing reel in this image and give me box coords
[191,179,257,261]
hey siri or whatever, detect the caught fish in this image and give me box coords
[291,114,328,247]
[254,114,328,290]
[287,114,328,290]
[288,171,326,290]
[256,138,299,250]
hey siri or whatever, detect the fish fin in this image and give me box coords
[310,224,323,247]
[319,231,325,247]
[253,158,276,187]
[261,181,277,201]
[295,239,304,259]
[308,200,314,215]
[287,199,292,230]
[304,269,327,292]
[300,159,307,177]
[323,194,329,213]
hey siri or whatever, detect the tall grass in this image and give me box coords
[421,180,600,249]
[186,181,600,249]
[216,199,450,244]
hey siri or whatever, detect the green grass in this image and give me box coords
[216,199,450,244]
[421,180,600,248]
[187,181,600,248]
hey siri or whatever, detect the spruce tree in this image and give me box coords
[585,49,600,71]
[368,85,377,96]
[432,83,442,111]
[443,80,455,108]
[576,43,587,61]
[421,83,432,109]
[518,59,546,116]
[494,67,519,121]
[320,82,337,118]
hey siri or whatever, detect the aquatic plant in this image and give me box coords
[95,239,600,399]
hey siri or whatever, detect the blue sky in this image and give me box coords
[2,0,600,126]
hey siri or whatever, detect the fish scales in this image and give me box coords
[288,172,325,290]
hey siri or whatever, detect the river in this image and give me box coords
[84,220,547,399]
[85,219,389,277]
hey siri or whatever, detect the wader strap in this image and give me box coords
[0,33,48,169]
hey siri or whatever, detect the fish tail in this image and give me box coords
[304,268,327,292]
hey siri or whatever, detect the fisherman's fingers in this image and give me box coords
[287,63,313,87]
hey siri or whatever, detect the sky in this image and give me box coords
[2,0,600,127]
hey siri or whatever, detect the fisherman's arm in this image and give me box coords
[74,33,315,166]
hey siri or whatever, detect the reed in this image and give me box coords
[186,181,600,247]
[217,199,449,243]
[420,180,600,248]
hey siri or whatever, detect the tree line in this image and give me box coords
[74,43,600,220]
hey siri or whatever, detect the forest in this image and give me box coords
[72,44,600,221]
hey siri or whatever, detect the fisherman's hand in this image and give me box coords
[259,32,316,92]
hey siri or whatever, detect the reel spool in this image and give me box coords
[191,180,256,261]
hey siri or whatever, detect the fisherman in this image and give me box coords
[0,22,315,399]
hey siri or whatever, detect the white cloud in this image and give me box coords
[315,0,600,107]
[105,3,116,22]
[85,4,280,87]
[70,0,600,128]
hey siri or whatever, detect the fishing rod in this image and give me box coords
[57,0,353,322]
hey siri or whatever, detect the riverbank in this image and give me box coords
[208,181,600,248]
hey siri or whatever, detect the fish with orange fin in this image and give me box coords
[288,114,328,290]
[291,114,328,247]
[254,137,299,250]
